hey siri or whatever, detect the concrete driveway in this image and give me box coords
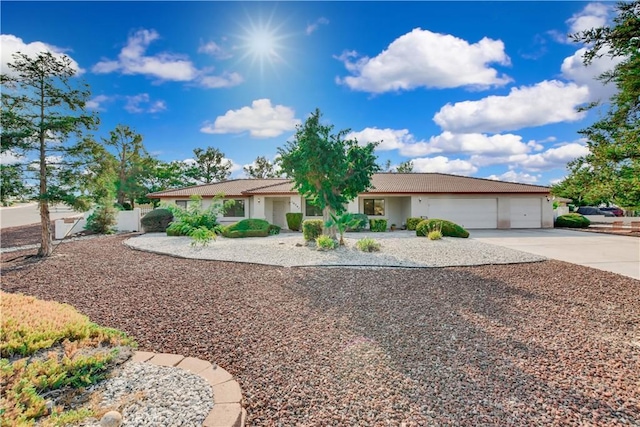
[471,228,640,280]
[0,203,82,229]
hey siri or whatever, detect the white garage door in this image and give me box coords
[510,198,541,228]
[428,198,497,229]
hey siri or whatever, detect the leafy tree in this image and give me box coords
[102,124,151,207]
[1,52,98,256]
[138,159,192,206]
[186,146,232,183]
[559,1,640,208]
[396,160,414,173]
[278,108,379,238]
[243,156,280,178]
[1,163,29,205]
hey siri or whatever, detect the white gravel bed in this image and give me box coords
[78,361,213,427]
[125,231,546,267]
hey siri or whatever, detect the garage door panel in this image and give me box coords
[510,198,541,228]
[428,199,497,229]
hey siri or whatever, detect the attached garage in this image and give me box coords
[510,198,542,228]
[427,198,498,229]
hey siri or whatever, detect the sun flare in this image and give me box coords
[236,13,290,76]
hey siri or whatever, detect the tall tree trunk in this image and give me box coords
[37,76,52,257]
[322,205,337,240]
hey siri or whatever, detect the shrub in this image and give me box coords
[269,224,281,235]
[325,212,361,245]
[416,219,469,238]
[369,219,387,232]
[223,218,276,238]
[85,204,117,234]
[286,212,303,231]
[428,230,443,240]
[302,219,324,241]
[356,237,381,252]
[141,208,173,232]
[555,213,590,228]
[316,234,338,250]
[347,213,369,231]
[164,195,225,245]
[406,217,423,231]
[1,292,135,426]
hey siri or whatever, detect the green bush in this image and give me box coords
[347,213,369,231]
[141,208,174,232]
[356,237,381,252]
[85,204,117,234]
[286,212,303,231]
[428,230,443,240]
[302,219,324,241]
[554,213,590,228]
[316,234,338,250]
[406,217,423,231]
[223,218,276,238]
[369,219,388,232]
[416,219,469,238]
[269,224,281,235]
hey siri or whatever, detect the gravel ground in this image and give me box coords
[126,232,546,267]
[2,235,639,426]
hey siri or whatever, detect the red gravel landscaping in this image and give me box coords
[2,235,639,426]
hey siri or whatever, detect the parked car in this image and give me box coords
[599,207,624,217]
[576,206,615,217]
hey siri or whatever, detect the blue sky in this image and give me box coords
[1,1,621,185]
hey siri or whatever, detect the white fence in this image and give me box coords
[55,208,142,240]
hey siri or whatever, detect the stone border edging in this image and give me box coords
[131,351,246,427]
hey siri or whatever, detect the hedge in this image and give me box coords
[286,212,303,231]
[554,213,590,228]
[369,219,387,232]
[406,217,423,231]
[302,219,324,241]
[416,219,469,238]
[141,208,173,232]
[223,218,272,238]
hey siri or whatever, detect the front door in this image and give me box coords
[272,201,286,228]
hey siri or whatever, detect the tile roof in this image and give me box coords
[147,173,549,198]
[367,173,550,194]
[147,178,292,198]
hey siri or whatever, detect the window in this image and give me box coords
[305,199,323,217]
[175,200,188,209]
[363,199,385,216]
[224,199,245,217]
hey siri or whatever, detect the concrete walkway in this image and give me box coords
[0,203,82,228]
[471,229,640,280]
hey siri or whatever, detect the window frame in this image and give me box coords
[223,199,246,217]
[175,200,188,209]
[305,199,323,217]
[363,198,385,216]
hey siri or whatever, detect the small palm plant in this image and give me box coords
[325,212,361,246]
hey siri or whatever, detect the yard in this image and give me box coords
[2,234,639,425]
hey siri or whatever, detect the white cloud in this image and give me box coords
[561,47,623,102]
[93,29,198,81]
[92,29,242,88]
[433,80,590,133]
[347,128,413,151]
[0,150,24,165]
[306,17,329,35]
[86,95,113,111]
[471,141,590,171]
[124,94,167,114]
[487,170,540,184]
[411,156,478,175]
[516,142,590,172]
[198,41,232,59]
[201,99,300,138]
[567,3,610,35]
[199,72,244,88]
[336,28,511,93]
[1,34,84,76]
[349,127,537,157]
